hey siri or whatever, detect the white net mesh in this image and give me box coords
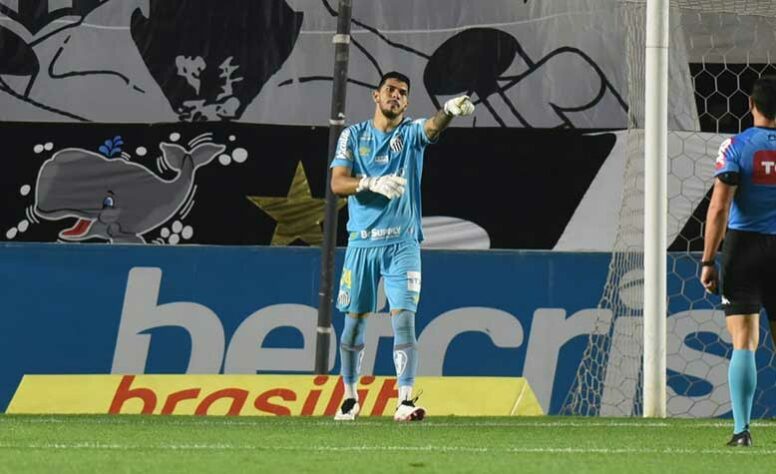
[562,1,776,417]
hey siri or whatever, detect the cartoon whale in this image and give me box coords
[34,141,225,243]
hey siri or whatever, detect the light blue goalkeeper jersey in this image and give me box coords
[330,117,434,247]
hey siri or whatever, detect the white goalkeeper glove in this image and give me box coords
[443,95,475,117]
[356,175,406,199]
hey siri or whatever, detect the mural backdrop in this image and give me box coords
[0,0,747,249]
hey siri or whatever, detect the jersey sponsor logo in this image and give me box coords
[716,138,732,170]
[355,227,402,241]
[335,129,353,161]
[407,271,421,292]
[375,155,389,164]
[390,134,404,153]
[753,150,776,185]
[369,226,401,240]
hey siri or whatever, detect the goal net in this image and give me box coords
[562,1,776,417]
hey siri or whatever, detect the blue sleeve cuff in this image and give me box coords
[714,166,740,177]
[417,118,438,145]
[330,159,353,169]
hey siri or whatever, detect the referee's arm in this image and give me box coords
[700,177,737,293]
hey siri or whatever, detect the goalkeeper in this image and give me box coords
[329,71,474,421]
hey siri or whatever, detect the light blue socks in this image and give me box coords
[340,316,367,387]
[729,349,757,434]
[392,310,418,389]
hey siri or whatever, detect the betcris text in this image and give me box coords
[111,265,730,416]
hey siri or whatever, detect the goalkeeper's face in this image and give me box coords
[374,79,409,119]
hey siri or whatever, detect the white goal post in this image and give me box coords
[643,0,669,418]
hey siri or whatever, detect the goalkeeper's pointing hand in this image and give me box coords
[357,175,406,199]
[444,95,475,117]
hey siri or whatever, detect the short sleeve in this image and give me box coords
[410,118,437,148]
[330,127,355,168]
[714,137,741,176]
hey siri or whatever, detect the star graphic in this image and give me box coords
[247,162,346,246]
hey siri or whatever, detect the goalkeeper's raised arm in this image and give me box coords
[423,95,475,142]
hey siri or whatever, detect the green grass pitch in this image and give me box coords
[1,416,775,473]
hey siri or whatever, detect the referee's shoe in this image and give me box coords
[726,430,752,447]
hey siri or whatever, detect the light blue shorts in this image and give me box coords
[336,240,421,314]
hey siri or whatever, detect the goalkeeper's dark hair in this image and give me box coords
[377,71,411,94]
[751,76,776,120]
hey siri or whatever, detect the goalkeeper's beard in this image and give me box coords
[379,104,404,120]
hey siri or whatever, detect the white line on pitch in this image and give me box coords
[0,418,673,428]
[0,443,775,456]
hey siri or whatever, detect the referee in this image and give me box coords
[701,76,776,447]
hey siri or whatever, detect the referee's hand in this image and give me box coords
[700,265,719,295]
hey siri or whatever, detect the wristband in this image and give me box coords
[700,260,715,267]
[356,176,370,193]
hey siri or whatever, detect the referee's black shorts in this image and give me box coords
[720,229,776,319]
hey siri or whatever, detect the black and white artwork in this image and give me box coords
[0,0,639,126]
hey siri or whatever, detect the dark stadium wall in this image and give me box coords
[0,123,616,249]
